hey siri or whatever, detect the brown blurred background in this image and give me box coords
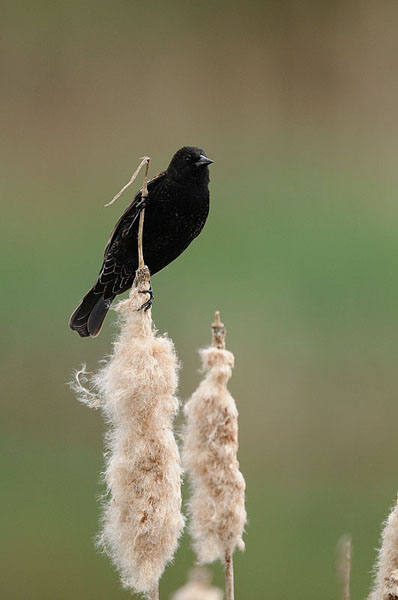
[2,1,398,598]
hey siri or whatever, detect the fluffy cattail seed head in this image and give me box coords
[170,567,223,600]
[182,312,246,564]
[368,500,398,600]
[76,266,184,595]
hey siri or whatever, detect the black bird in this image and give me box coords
[69,146,213,337]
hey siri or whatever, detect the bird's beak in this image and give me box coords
[195,154,214,167]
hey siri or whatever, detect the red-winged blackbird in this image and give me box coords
[69,146,213,337]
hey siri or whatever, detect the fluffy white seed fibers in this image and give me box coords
[171,567,223,600]
[182,312,246,564]
[95,268,184,594]
[369,500,398,600]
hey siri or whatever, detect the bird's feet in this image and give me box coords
[138,286,154,312]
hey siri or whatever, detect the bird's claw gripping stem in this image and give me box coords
[138,286,153,312]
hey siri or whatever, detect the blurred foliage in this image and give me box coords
[2,1,398,598]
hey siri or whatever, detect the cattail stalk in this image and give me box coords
[368,500,398,600]
[225,552,234,600]
[138,157,150,269]
[337,535,352,600]
[182,312,246,600]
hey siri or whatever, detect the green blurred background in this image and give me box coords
[2,1,398,598]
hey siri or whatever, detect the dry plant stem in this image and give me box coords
[212,310,226,349]
[104,155,150,207]
[337,535,352,600]
[138,157,151,269]
[225,552,234,600]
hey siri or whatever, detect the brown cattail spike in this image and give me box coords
[211,311,226,349]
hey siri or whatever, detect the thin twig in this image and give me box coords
[138,157,151,269]
[225,552,234,600]
[104,156,151,207]
[337,535,352,600]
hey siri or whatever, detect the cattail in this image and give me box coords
[170,567,223,600]
[368,499,398,600]
[74,266,184,597]
[182,312,246,599]
[337,535,352,600]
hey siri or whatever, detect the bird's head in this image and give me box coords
[167,146,213,182]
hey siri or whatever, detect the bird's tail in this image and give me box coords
[69,287,115,337]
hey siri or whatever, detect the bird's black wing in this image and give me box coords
[93,171,166,299]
